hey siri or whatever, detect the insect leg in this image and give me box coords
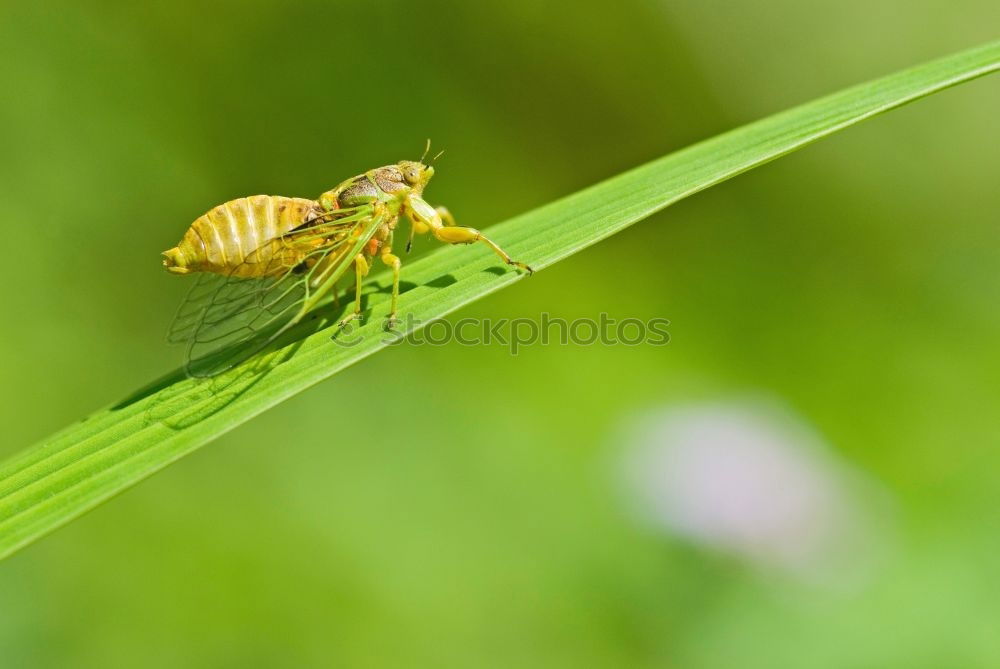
[440,227,532,273]
[436,206,456,226]
[337,254,369,328]
[305,250,342,308]
[406,194,532,274]
[380,249,401,329]
[405,213,431,253]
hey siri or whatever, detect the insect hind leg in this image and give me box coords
[337,254,369,328]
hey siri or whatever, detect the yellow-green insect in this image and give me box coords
[163,152,532,376]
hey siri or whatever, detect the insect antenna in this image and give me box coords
[430,149,445,164]
[420,138,431,164]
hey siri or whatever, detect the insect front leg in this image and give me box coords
[405,215,429,253]
[436,206,456,226]
[337,254,370,328]
[405,195,533,274]
[404,205,454,253]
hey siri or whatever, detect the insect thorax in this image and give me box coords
[319,166,413,210]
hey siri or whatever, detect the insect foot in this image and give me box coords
[338,312,363,329]
[511,260,534,275]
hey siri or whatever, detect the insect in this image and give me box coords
[162,151,532,376]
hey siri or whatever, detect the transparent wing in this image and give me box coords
[167,271,226,345]
[172,206,382,377]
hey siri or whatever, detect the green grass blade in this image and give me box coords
[2,40,998,560]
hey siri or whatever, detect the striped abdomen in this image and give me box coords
[162,195,320,278]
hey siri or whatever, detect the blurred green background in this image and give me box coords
[2,1,1000,666]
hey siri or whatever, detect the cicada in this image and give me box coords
[163,155,532,376]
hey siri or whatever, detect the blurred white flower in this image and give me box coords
[618,400,892,586]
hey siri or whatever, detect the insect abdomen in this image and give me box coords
[163,195,318,277]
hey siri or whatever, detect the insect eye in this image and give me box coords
[404,170,419,184]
